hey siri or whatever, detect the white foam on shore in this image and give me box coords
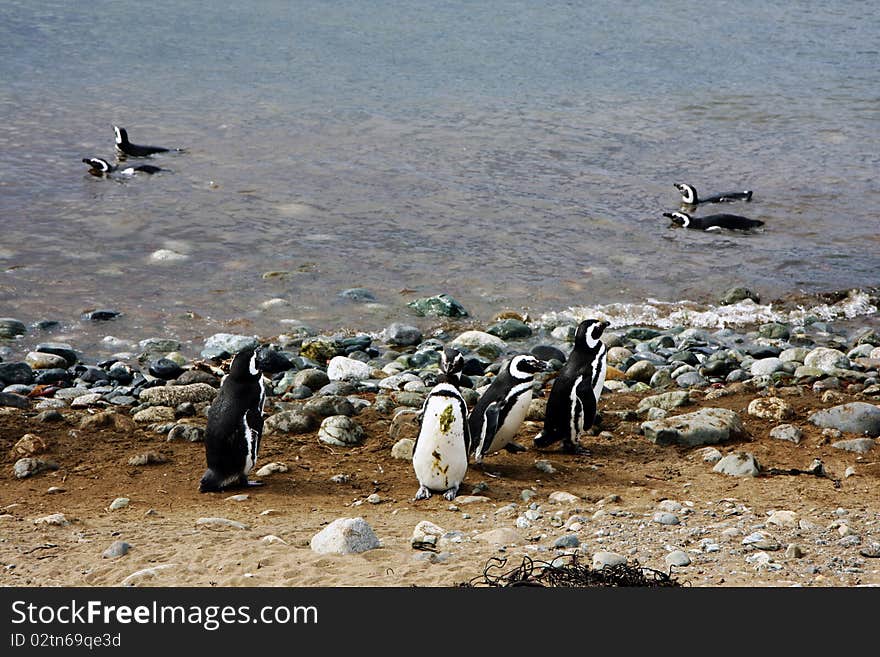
[537,290,877,331]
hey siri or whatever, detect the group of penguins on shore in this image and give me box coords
[199,318,610,499]
[83,126,764,231]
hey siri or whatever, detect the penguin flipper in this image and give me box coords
[474,402,501,460]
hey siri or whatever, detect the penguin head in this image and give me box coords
[83,157,112,175]
[663,211,691,227]
[228,346,261,380]
[438,347,464,387]
[673,183,697,205]
[113,126,128,145]
[574,319,609,351]
[509,354,548,379]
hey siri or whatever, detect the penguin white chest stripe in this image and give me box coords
[242,414,259,475]
[485,380,534,453]
[570,374,585,439]
[591,345,607,402]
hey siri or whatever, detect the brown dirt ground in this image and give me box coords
[1,384,879,588]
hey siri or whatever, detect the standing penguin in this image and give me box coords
[199,346,267,493]
[412,347,471,501]
[533,319,608,455]
[469,354,548,463]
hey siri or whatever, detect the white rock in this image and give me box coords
[120,564,176,586]
[412,520,445,550]
[109,497,130,511]
[255,462,288,477]
[592,551,627,569]
[548,491,581,505]
[34,513,69,526]
[149,249,189,262]
[326,356,373,382]
[767,510,798,527]
[310,517,381,555]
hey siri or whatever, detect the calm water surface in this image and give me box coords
[1,1,878,352]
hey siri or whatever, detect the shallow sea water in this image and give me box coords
[1,1,877,353]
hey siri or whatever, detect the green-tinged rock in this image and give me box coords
[487,319,532,340]
[299,337,343,363]
[641,407,747,446]
[0,318,26,339]
[636,391,691,413]
[451,331,506,360]
[719,287,760,305]
[407,294,468,318]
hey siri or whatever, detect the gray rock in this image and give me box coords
[641,407,747,446]
[109,497,130,511]
[264,409,316,435]
[134,406,175,424]
[310,517,381,554]
[338,287,376,302]
[769,424,802,444]
[382,323,423,347]
[318,415,365,446]
[636,391,690,413]
[0,362,34,385]
[652,512,680,525]
[391,438,415,460]
[407,294,468,318]
[747,397,794,421]
[626,360,656,383]
[0,391,29,409]
[33,513,69,527]
[809,402,880,436]
[138,338,182,355]
[804,347,850,373]
[173,369,220,387]
[450,331,507,360]
[719,287,760,305]
[751,358,784,376]
[326,356,372,381]
[665,550,691,567]
[166,424,205,442]
[831,438,875,454]
[25,351,69,370]
[102,541,131,559]
[127,452,167,466]
[14,457,58,479]
[676,371,708,388]
[742,531,780,551]
[303,395,355,417]
[201,333,259,358]
[535,460,557,474]
[70,393,105,408]
[196,517,249,530]
[139,383,217,406]
[553,534,580,549]
[0,318,27,339]
[592,551,627,570]
[713,452,761,477]
[487,319,532,340]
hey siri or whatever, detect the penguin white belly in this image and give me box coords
[484,388,532,454]
[413,397,468,492]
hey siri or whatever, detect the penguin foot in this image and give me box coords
[414,486,431,501]
[504,441,527,453]
[532,432,556,448]
[443,486,459,501]
[561,442,590,456]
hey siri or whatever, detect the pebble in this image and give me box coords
[0,318,27,338]
[120,564,176,587]
[196,517,249,530]
[127,452,167,466]
[830,438,875,454]
[13,457,58,479]
[411,520,445,550]
[109,497,130,511]
[742,532,780,551]
[548,491,580,505]
[769,424,802,444]
[366,493,382,504]
[652,512,680,525]
[391,438,415,460]
[747,397,794,421]
[534,460,557,474]
[34,513,69,527]
[226,494,249,502]
[785,544,805,559]
[712,452,761,477]
[592,551,627,570]
[665,550,691,567]
[553,534,580,549]
[102,541,131,559]
[254,462,288,477]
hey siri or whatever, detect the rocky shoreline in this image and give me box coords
[1,288,879,587]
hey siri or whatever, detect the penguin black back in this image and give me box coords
[674,183,753,206]
[200,346,266,492]
[534,319,608,454]
[114,125,174,157]
[664,211,764,231]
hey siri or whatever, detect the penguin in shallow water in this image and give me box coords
[82,157,163,177]
[412,347,471,501]
[664,211,764,231]
[534,319,608,455]
[468,354,548,463]
[114,125,180,157]
[674,183,753,206]
[199,346,267,493]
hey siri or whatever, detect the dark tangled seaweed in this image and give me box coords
[462,554,682,588]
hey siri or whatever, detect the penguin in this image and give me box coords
[114,125,180,157]
[82,157,163,177]
[663,211,764,231]
[533,319,608,455]
[199,346,267,493]
[674,183,752,206]
[412,347,471,501]
[468,354,548,463]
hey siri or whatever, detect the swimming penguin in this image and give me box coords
[533,319,608,455]
[412,347,471,501]
[199,346,267,493]
[468,354,548,463]
[663,211,764,231]
[82,157,163,177]
[673,183,753,206]
[114,125,179,157]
